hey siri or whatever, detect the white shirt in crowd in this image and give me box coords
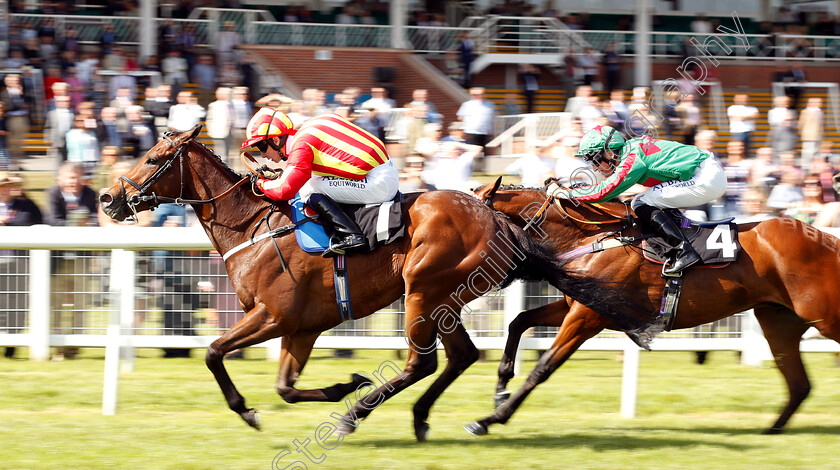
[727,104,758,134]
[168,103,206,132]
[456,99,496,135]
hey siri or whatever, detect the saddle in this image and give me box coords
[640,210,741,268]
[290,193,406,255]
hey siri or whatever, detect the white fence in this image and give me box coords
[0,225,838,416]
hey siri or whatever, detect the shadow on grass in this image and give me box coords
[352,432,753,451]
[646,424,840,436]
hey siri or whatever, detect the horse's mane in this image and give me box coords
[494,182,630,217]
[499,183,544,191]
[190,138,245,182]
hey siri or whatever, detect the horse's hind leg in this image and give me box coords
[412,321,480,442]
[754,304,811,434]
[275,333,373,403]
[467,304,608,436]
[206,304,279,430]
[334,292,440,436]
[496,301,570,408]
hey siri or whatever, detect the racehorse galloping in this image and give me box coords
[468,179,840,435]
[99,126,646,440]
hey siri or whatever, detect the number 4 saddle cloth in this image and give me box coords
[642,211,741,267]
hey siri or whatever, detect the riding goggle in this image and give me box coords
[582,128,618,165]
[254,108,287,154]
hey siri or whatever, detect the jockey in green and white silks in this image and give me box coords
[558,125,727,275]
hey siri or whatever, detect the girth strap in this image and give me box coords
[658,276,683,331]
[333,255,354,322]
[557,236,642,260]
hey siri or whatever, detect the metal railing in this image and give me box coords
[488,112,573,155]
[9,11,840,62]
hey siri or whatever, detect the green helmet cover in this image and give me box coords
[574,126,626,160]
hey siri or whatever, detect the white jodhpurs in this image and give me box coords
[631,156,727,210]
[298,160,399,204]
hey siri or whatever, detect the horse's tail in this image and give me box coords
[491,211,656,347]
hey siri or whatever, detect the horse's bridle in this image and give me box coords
[117,132,248,218]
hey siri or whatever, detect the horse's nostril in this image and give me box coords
[100,193,114,205]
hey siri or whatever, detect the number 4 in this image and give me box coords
[706,225,737,258]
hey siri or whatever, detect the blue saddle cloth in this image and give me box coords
[290,195,331,253]
[289,193,406,254]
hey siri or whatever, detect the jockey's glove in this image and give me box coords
[257,165,282,181]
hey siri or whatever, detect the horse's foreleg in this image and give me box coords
[276,333,373,403]
[467,305,607,436]
[754,304,811,434]
[335,293,439,436]
[496,302,570,408]
[412,321,479,442]
[206,304,279,430]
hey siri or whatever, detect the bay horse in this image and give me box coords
[467,177,840,436]
[98,126,647,441]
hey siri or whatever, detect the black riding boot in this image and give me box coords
[307,193,366,258]
[637,205,701,275]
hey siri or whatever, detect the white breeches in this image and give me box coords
[299,160,400,204]
[631,156,727,210]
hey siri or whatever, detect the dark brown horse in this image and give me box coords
[99,126,646,440]
[467,178,840,436]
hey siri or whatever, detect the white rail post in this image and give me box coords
[741,309,771,367]
[102,293,121,416]
[266,337,282,362]
[28,249,51,361]
[620,340,640,418]
[111,249,136,372]
[503,281,525,375]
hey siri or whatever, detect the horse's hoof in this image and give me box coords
[494,390,511,409]
[242,409,261,430]
[763,427,783,435]
[414,422,430,442]
[351,373,374,388]
[464,421,488,436]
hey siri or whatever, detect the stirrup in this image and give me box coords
[322,234,365,258]
[662,251,700,277]
[661,261,683,278]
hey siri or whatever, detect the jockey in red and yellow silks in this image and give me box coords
[254,113,391,201]
[241,108,399,257]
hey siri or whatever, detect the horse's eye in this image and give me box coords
[147,157,159,165]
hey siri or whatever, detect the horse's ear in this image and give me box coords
[186,124,203,142]
[490,176,502,194]
[474,176,502,201]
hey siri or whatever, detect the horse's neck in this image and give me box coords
[507,192,624,250]
[551,200,628,247]
[185,147,282,257]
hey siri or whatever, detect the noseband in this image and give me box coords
[117,132,248,218]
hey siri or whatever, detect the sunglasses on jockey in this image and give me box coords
[254,109,287,156]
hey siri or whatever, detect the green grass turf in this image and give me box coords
[2,348,840,469]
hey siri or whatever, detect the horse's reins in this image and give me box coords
[117,133,249,218]
[548,196,628,226]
